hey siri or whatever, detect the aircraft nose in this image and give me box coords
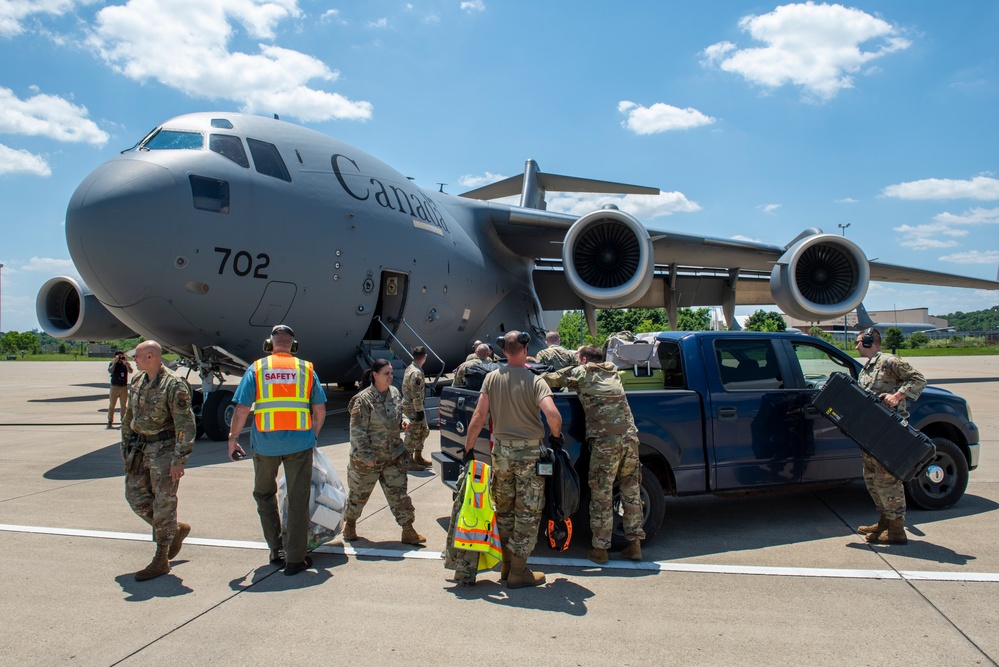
[66,158,180,306]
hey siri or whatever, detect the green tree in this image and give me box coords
[675,307,711,331]
[908,331,929,348]
[808,326,833,342]
[882,326,905,351]
[744,310,787,332]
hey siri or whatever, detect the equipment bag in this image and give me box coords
[540,440,580,551]
[460,362,501,391]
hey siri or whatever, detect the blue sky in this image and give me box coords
[1,0,998,333]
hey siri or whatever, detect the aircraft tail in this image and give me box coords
[856,302,874,327]
[459,159,658,210]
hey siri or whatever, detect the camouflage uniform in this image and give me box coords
[453,357,484,388]
[120,365,196,548]
[401,362,429,456]
[535,344,576,370]
[345,385,416,526]
[857,352,926,520]
[543,362,645,549]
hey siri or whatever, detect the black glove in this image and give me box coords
[414,411,425,422]
[548,433,564,448]
[462,448,475,465]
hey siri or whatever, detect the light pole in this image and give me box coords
[837,224,851,349]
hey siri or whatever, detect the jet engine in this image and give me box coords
[36,276,138,340]
[562,208,654,308]
[770,233,870,321]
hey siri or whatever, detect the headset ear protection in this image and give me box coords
[861,328,875,349]
[496,331,531,351]
[263,338,299,353]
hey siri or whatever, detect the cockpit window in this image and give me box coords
[246,138,291,182]
[211,118,234,129]
[141,129,204,150]
[210,134,249,168]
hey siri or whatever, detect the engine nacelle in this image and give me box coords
[770,233,870,321]
[36,276,138,340]
[562,208,655,308]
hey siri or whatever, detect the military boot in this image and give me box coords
[401,523,427,545]
[857,513,888,536]
[507,555,545,589]
[621,539,642,561]
[500,544,512,582]
[342,519,358,541]
[869,518,908,545]
[407,453,424,471]
[135,545,171,581]
[413,450,432,468]
[168,522,191,559]
[587,547,609,564]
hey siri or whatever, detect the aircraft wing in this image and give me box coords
[484,203,999,319]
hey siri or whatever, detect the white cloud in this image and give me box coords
[836,197,859,204]
[88,0,372,123]
[933,206,999,225]
[460,0,485,12]
[0,144,51,176]
[0,0,82,37]
[367,17,388,28]
[21,256,77,272]
[883,176,999,201]
[320,9,344,24]
[618,101,715,135]
[546,191,700,220]
[758,203,781,213]
[702,2,910,101]
[892,222,966,250]
[938,250,999,264]
[458,172,508,188]
[732,234,765,243]
[0,87,108,146]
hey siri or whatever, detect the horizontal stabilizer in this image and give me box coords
[461,166,658,201]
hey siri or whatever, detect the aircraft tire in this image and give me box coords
[203,389,235,442]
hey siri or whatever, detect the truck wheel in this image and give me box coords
[610,465,666,549]
[905,437,969,510]
[202,389,235,442]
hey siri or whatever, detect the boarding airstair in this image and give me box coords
[355,316,444,425]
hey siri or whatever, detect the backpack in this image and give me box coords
[460,362,501,391]
[540,439,580,551]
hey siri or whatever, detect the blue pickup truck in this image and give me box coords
[433,331,980,545]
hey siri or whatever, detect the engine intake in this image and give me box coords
[770,233,870,321]
[36,276,137,340]
[562,209,654,308]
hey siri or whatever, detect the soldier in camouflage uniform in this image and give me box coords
[463,331,563,588]
[402,346,431,471]
[855,328,926,545]
[120,340,196,581]
[543,344,645,564]
[535,331,576,370]
[453,343,491,387]
[343,358,426,545]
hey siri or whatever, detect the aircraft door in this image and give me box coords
[367,270,408,338]
[249,281,297,326]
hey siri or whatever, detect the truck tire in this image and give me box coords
[202,389,235,442]
[610,465,666,549]
[905,437,969,510]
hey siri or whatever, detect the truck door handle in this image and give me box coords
[718,406,737,422]
[457,397,465,410]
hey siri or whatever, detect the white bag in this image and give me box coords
[278,447,346,548]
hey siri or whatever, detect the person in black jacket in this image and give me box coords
[107,350,132,428]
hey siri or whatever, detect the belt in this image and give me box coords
[494,438,542,447]
[136,430,176,444]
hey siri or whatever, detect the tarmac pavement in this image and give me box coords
[0,358,997,666]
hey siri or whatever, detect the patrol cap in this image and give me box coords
[271,324,295,337]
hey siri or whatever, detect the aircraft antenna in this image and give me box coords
[438,183,447,193]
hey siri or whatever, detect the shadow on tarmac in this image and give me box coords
[445,576,595,615]
[228,554,343,592]
[44,439,240,480]
[115,571,194,601]
[845,539,977,565]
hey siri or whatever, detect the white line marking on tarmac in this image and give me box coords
[4,523,999,582]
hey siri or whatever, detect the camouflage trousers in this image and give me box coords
[124,448,180,547]
[862,451,906,520]
[404,417,430,455]
[344,450,415,527]
[443,465,479,581]
[492,440,545,559]
[589,435,645,549]
[108,385,128,422]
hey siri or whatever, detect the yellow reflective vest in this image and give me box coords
[453,459,502,570]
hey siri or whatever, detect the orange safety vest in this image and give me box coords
[453,460,503,570]
[253,353,314,432]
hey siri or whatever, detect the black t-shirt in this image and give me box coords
[109,360,130,386]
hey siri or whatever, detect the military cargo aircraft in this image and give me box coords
[35,112,999,439]
[854,302,955,336]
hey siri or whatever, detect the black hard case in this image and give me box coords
[811,372,936,482]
